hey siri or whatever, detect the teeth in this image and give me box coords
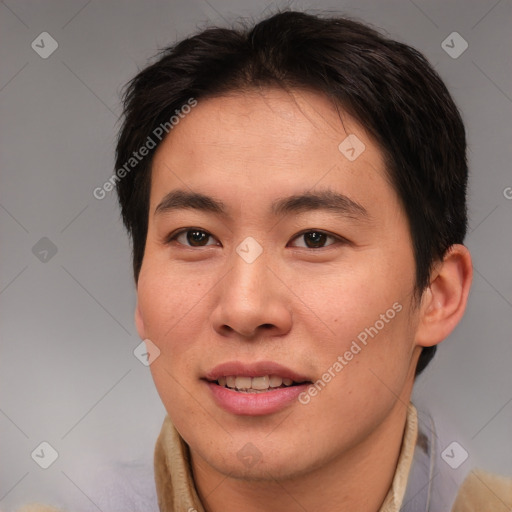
[216,374,297,391]
[269,375,283,388]
[251,376,270,390]
[235,376,252,390]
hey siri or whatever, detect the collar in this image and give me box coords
[154,403,420,512]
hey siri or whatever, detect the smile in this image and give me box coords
[215,375,305,393]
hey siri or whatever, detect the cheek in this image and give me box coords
[294,260,417,400]
[295,260,410,343]
[136,258,222,413]
[137,259,208,342]
[137,265,207,419]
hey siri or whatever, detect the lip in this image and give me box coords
[204,360,310,382]
[205,380,310,416]
[203,360,312,416]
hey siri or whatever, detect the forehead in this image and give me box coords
[154,88,380,160]
[149,88,398,219]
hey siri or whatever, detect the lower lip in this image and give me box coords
[205,381,310,416]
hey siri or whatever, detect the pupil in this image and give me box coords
[306,231,326,248]
[188,230,208,246]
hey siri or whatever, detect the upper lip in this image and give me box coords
[204,361,311,383]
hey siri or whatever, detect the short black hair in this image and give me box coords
[115,10,468,376]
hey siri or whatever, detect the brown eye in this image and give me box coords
[304,231,327,248]
[186,230,210,246]
[290,230,339,249]
[168,229,219,247]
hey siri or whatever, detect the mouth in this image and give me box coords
[203,361,313,415]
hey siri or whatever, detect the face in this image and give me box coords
[136,88,423,480]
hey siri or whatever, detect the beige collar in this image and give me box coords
[154,404,418,512]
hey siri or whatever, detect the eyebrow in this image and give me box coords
[154,188,369,221]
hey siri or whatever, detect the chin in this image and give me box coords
[190,431,328,483]
[206,451,316,482]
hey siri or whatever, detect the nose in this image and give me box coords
[210,247,293,340]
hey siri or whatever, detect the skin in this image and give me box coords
[135,88,472,511]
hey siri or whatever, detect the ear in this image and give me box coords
[415,244,473,348]
[135,301,146,340]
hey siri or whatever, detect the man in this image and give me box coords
[21,9,511,512]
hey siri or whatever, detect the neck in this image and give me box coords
[190,398,412,512]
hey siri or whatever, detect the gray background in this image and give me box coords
[1,0,511,510]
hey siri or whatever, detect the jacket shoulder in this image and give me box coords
[451,468,512,512]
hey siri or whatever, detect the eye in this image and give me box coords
[289,230,342,249]
[166,228,220,247]
[166,228,345,249]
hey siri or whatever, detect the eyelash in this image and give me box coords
[165,228,346,249]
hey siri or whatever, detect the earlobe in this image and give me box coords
[135,301,146,340]
[415,244,473,348]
